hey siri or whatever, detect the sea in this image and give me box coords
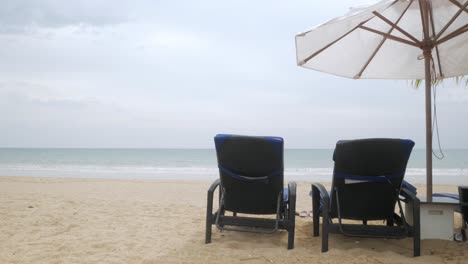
[0,148,467,185]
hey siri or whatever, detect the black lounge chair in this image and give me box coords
[205,134,297,249]
[311,138,421,256]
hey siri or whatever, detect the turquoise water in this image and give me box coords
[0,148,467,184]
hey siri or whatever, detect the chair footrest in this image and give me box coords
[215,214,292,230]
[332,224,409,238]
[218,215,277,229]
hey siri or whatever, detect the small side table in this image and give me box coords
[405,196,459,240]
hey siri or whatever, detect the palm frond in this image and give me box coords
[411,79,423,89]
[455,75,468,86]
[410,75,467,89]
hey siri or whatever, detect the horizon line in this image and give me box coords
[0,147,466,150]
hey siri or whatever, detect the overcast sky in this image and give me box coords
[0,0,467,148]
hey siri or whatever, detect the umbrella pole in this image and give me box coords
[421,0,433,202]
[424,48,433,202]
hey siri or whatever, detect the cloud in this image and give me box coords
[0,80,97,110]
[136,28,212,53]
[0,0,467,148]
[0,0,131,34]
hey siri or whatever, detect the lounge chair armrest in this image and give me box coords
[288,182,297,215]
[311,182,330,214]
[288,181,297,200]
[207,178,221,216]
[208,179,221,194]
[311,182,330,242]
[312,182,329,199]
[400,187,420,256]
[400,187,420,204]
[206,178,220,244]
[286,181,297,249]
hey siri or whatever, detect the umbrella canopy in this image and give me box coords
[296,0,468,201]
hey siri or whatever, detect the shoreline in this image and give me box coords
[0,174,465,189]
[0,176,466,263]
[1,169,467,185]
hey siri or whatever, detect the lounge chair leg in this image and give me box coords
[311,185,320,237]
[205,225,212,244]
[412,198,421,257]
[206,193,213,243]
[313,215,320,236]
[321,195,330,253]
[206,180,219,244]
[288,224,295,249]
[322,220,329,252]
[206,216,213,243]
[288,182,297,250]
[387,217,394,226]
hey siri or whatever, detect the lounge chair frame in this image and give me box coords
[311,184,420,256]
[214,189,283,234]
[206,179,296,249]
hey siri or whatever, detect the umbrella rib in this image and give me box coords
[418,0,430,41]
[372,10,421,45]
[429,1,444,78]
[435,23,468,45]
[358,25,420,47]
[298,0,400,65]
[433,0,468,42]
[355,0,415,78]
[447,0,468,14]
[299,21,366,65]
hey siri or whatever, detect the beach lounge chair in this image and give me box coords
[205,134,297,249]
[311,138,421,256]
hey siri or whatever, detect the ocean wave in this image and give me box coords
[1,164,467,173]
[0,164,219,174]
[1,164,468,182]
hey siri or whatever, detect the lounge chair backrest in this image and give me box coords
[330,138,415,220]
[214,134,284,214]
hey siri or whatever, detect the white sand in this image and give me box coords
[0,176,466,264]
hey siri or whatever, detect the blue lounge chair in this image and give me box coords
[205,134,297,249]
[311,138,421,256]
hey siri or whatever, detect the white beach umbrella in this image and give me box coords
[296,0,468,201]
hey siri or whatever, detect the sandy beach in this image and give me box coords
[0,176,466,264]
